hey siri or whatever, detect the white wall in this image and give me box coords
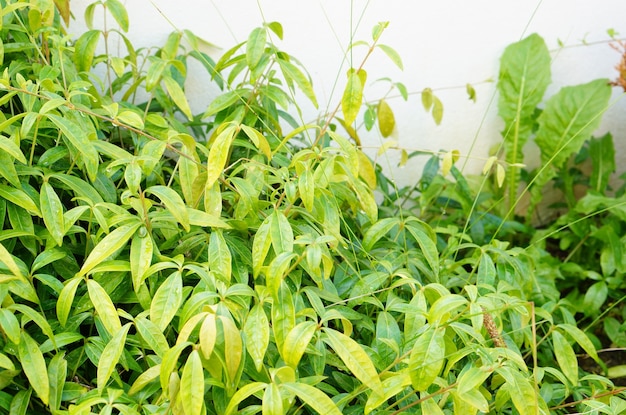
[70,0,626,189]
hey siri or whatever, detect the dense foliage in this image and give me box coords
[0,1,625,414]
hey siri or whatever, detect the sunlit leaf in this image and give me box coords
[409,326,445,391]
[341,69,364,126]
[150,271,183,331]
[87,279,122,336]
[97,323,131,390]
[180,350,204,415]
[19,332,49,405]
[78,222,141,277]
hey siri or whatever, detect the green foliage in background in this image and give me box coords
[0,1,624,414]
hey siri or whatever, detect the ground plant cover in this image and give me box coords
[0,0,625,414]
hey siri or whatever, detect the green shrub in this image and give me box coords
[0,1,624,414]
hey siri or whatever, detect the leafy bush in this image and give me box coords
[0,1,625,414]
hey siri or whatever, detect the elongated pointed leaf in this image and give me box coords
[106,0,129,31]
[130,231,153,291]
[47,352,67,412]
[0,241,24,279]
[19,332,49,405]
[497,366,541,415]
[323,327,382,393]
[377,98,395,137]
[262,383,283,415]
[552,330,578,385]
[224,382,267,415]
[281,382,342,415]
[73,29,100,72]
[409,326,445,391]
[47,112,98,181]
[87,279,122,336]
[206,124,238,188]
[180,350,204,415]
[278,58,318,108]
[57,277,82,327]
[150,271,183,331]
[244,304,270,371]
[146,185,190,231]
[341,70,363,126]
[247,27,266,70]
[40,182,65,246]
[78,222,141,277]
[269,211,293,255]
[97,323,131,390]
[128,364,160,395]
[283,321,317,369]
[0,184,40,216]
[163,76,193,121]
[221,316,243,384]
[252,215,272,278]
[135,317,169,357]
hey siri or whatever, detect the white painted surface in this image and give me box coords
[69,0,626,188]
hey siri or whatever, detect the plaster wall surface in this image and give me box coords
[69,0,626,189]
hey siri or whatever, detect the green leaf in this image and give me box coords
[128,364,160,395]
[377,44,403,70]
[0,136,25,164]
[105,0,129,31]
[40,182,65,246]
[241,125,271,159]
[150,271,183,331]
[457,366,491,412]
[280,382,342,415]
[278,58,318,108]
[496,366,542,415]
[262,383,283,415]
[18,332,49,405]
[405,219,439,279]
[552,330,578,385]
[408,326,445,391]
[10,388,31,415]
[146,185,190,231]
[323,327,382,393]
[199,312,216,359]
[73,30,100,72]
[47,352,67,412]
[87,279,122,336]
[117,110,144,129]
[243,304,270,372]
[589,133,615,193]
[130,231,153,291]
[78,222,141,277]
[135,317,169,358]
[56,277,82,327]
[557,323,600,365]
[203,90,244,118]
[46,113,99,181]
[270,211,293,255]
[180,350,204,415]
[266,21,283,39]
[208,230,232,281]
[0,185,40,216]
[532,79,612,211]
[427,294,468,324]
[224,382,267,415]
[0,241,24,279]
[283,321,317,369]
[341,69,364,126]
[247,27,266,70]
[421,87,433,110]
[583,281,608,315]
[252,215,272,278]
[363,218,398,251]
[97,323,131,390]
[206,124,238,189]
[0,309,19,344]
[421,397,446,415]
[163,76,193,121]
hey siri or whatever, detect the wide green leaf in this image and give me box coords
[283,321,317,369]
[246,27,266,70]
[552,330,578,385]
[150,271,183,331]
[243,304,270,371]
[73,29,100,72]
[408,326,445,391]
[40,182,65,246]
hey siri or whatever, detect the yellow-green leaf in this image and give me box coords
[377,99,395,137]
[200,312,217,359]
[341,69,363,126]
[421,88,433,110]
[73,30,100,72]
[206,124,238,189]
[135,317,169,358]
[244,304,270,371]
[280,382,342,415]
[246,27,266,70]
[283,321,317,369]
[432,95,444,125]
[323,327,382,393]
[0,136,26,163]
[57,277,82,327]
[97,323,131,390]
[146,185,190,231]
[130,231,153,291]
[40,182,65,246]
[150,271,183,331]
[163,76,193,121]
[19,332,49,405]
[78,222,141,277]
[377,44,403,70]
[0,241,24,279]
[553,330,578,385]
[128,364,160,395]
[262,383,283,415]
[180,350,204,415]
[221,316,243,384]
[409,326,445,391]
[87,279,122,336]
